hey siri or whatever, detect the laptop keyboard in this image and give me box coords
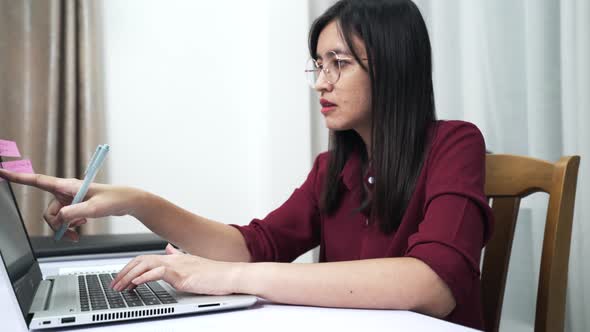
[78,273,177,311]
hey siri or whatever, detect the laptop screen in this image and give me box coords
[0,178,36,281]
[0,157,41,322]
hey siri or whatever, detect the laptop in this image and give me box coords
[0,158,257,329]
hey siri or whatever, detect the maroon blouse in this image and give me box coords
[231,120,494,330]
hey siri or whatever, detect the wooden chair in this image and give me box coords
[481,154,581,332]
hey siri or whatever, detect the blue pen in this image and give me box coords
[54,144,110,241]
[84,145,101,176]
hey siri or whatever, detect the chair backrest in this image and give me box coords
[481,154,580,332]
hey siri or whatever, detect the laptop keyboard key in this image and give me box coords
[126,301,144,307]
[160,298,178,304]
[143,281,178,303]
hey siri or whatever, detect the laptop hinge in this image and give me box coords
[29,279,53,313]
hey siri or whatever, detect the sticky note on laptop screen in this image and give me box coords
[0,139,21,158]
[0,160,34,182]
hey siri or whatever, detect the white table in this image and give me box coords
[0,255,479,332]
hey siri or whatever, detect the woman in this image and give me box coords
[0,0,493,329]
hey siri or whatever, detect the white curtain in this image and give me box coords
[310,0,589,331]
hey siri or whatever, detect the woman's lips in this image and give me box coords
[320,99,337,114]
[321,105,336,114]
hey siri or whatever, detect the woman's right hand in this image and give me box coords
[0,169,142,241]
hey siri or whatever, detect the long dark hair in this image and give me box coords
[310,0,436,234]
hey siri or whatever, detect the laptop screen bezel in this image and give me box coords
[0,156,43,325]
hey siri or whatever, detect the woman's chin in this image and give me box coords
[325,122,351,132]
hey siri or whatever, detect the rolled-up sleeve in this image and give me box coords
[405,122,494,307]
[230,154,323,263]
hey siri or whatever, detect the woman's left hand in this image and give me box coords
[110,244,243,295]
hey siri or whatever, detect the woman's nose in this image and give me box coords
[314,71,334,92]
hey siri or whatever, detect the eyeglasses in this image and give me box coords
[304,51,366,88]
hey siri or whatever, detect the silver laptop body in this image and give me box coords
[28,273,256,329]
[0,158,257,330]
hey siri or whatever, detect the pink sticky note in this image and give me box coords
[0,139,21,158]
[0,160,35,182]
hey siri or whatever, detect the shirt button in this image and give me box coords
[367,176,374,184]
